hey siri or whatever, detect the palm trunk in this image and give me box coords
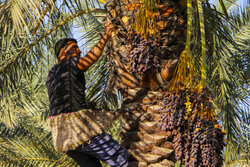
[105,0,225,166]
[120,89,175,166]
[105,0,186,166]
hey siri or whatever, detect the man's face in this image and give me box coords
[59,41,81,61]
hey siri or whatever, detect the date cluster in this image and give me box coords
[126,33,161,75]
[159,87,225,167]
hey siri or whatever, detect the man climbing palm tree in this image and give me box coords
[46,22,128,167]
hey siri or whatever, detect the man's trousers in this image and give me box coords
[66,132,128,167]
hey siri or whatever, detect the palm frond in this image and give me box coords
[181,0,249,154]
[213,0,239,12]
[0,8,106,74]
[191,0,249,141]
[221,2,250,164]
[0,121,77,166]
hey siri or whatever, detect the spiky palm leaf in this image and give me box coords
[180,0,249,142]
[222,2,250,165]
[0,121,77,166]
[177,0,249,164]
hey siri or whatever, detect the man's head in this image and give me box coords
[55,38,81,62]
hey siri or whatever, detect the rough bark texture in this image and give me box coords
[104,0,187,166]
[105,0,186,93]
[120,89,176,166]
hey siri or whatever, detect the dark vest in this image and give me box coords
[46,57,87,116]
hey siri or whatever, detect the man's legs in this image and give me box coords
[82,132,128,167]
[66,149,102,167]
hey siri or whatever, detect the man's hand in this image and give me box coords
[77,21,115,71]
[105,21,116,38]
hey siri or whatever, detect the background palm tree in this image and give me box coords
[0,0,248,166]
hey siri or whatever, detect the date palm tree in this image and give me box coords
[0,0,248,166]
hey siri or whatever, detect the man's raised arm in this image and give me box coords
[77,22,115,71]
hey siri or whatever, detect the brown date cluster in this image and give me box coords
[158,87,226,167]
[126,33,161,75]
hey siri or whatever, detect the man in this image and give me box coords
[46,22,128,167]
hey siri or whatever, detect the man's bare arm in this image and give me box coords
[77,22,115,71]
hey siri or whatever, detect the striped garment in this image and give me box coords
[47,108,117,152]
